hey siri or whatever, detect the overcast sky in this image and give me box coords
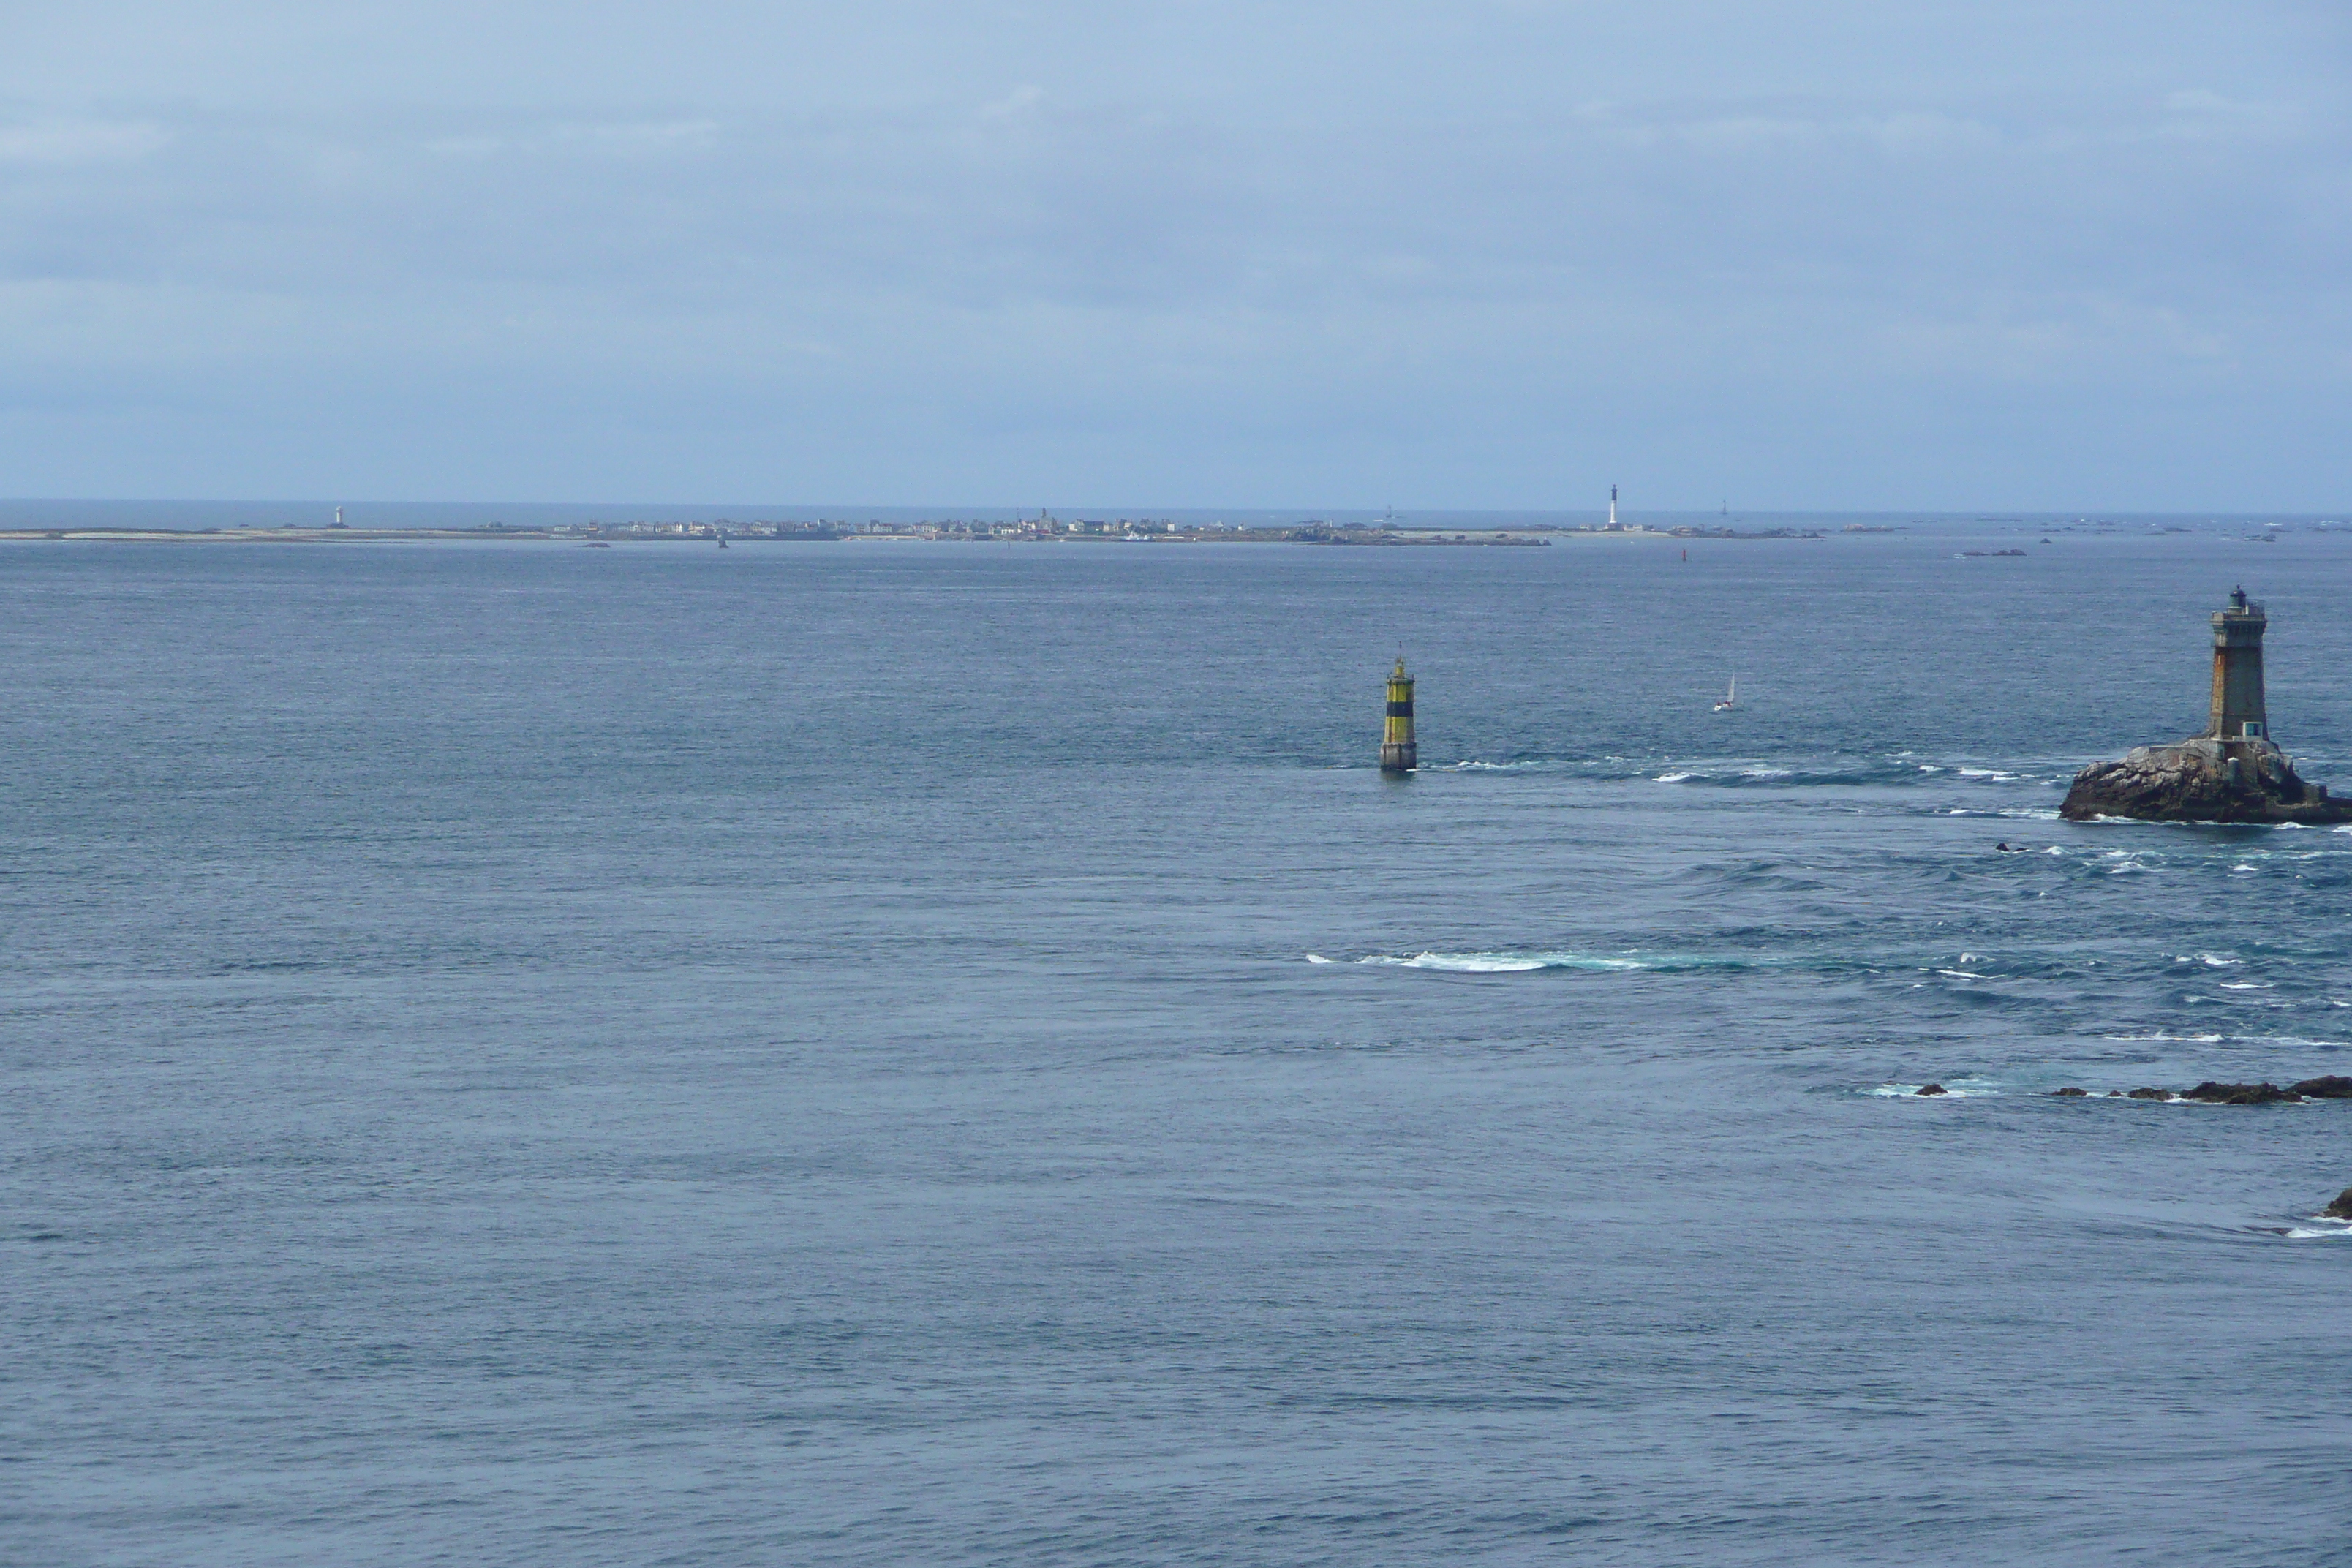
[2,1,2345,509]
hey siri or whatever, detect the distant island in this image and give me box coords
[0,517,1832,546]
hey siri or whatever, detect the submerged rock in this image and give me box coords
[2060,739,2352,824]
[2289,1075,2352,1099]
[2181,1080,2302,1105]
[1915,1083,1948,1096]
[2052,1086,2089,1096]
[2326,1188,2352,1221]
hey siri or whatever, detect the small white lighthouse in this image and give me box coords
[1607,485,1618,529]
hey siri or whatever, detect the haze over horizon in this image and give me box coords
[4,2,2346,511]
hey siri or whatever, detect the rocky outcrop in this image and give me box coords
[2326,1188,2352,1221]
[2181,1080,2301,1105]
[2048,1077,2345,1102]
[1915,1083,1948,1096]
[2061,738,2352,824]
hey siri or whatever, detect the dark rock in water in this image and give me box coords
[2181,1080,2301,1104]
[2126,1087,2174,1100]
[2052,1086,2089,1096]
[2106,1090,2124,1097]
[2289,1075,2352,1099]
[2326,1188,2352,1221]
[1915,1083,1948,1096]
[2061,739,2352,824]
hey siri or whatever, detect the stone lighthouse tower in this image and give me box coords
[2062,587,2352,823]
[2209,587,2268,745]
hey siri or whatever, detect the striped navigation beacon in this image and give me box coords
[1380,657,1417,774]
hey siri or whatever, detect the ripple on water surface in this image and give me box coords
[12,534,2352,1567]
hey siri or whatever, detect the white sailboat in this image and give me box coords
[1714,678,1737,712]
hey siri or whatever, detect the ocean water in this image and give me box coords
[7,526,2352,1566]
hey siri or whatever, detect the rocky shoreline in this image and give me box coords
[2060,739,2352,824]
[1905,1075,2352,1101]
[2046,1082,2296,1101]
[1902,1077,2352,1227]
[2041,1075,2352,1104]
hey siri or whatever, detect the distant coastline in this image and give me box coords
[0,519,1834,547]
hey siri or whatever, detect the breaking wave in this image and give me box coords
[1358,950,1652,972]
[1861,1077,2002,1098]
[1341,949,1765,973]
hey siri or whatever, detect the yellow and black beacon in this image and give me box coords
[1380,657,1418,774]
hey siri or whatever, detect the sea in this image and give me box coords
[7,517,2352,1566]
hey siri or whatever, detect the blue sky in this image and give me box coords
[1,1,2345,509]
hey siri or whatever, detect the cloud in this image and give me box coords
[2157,87,2300,141]
[0,3,2345,505]
[546,118,720,153]
[0,118,170,165]
[422,119,721,159]
[980,86,1046,121]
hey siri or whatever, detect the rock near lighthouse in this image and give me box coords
[2060,589,2352,825]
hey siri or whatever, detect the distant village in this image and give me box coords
[0,515,1848,546]
[549,514,1831,545]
